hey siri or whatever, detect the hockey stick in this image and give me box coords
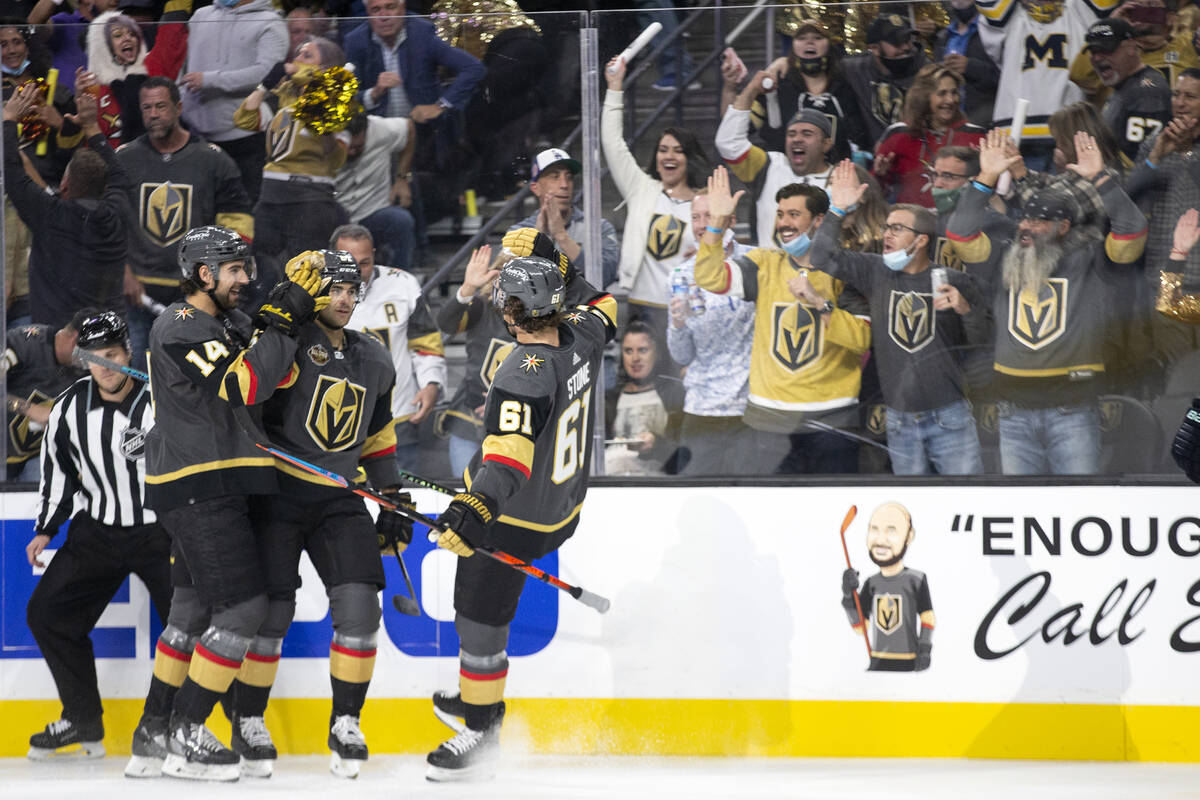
[837,505,872,660]
[390,543,420,616]
[72,347,149,382]
[246,433,611,614]
[396,467,458,496]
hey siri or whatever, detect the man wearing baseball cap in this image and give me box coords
[1084,17,1171,159]
[507,147,619,289]
[716,74,839,246]
[841,14,928,144]
[947,128,1147,475]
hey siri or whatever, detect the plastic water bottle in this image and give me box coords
[688,285,707,316]
[671,269,688,302]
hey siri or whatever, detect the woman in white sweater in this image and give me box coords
[603,56,710,333]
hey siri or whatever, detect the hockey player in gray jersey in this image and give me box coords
[126,226,330,782]
[221,250,413,779]
[426,247,617,781]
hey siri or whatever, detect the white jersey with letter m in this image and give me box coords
[977,0,1118,141]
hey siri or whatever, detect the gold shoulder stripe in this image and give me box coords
[408,330,445,357]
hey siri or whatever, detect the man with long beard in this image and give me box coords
[840,502,934,672]
[947,128,1147,475]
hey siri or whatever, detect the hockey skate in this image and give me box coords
[328,714,368,779]
[230,714,276,778]
[431,689,467,733]
[124,715,168,778]
[161,716,239,782]
[425,703,505,782]
[27,718,105,760]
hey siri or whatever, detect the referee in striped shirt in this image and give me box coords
[24,311,171,760]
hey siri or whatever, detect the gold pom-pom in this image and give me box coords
[293,65,362,136]
[16,77,51,143]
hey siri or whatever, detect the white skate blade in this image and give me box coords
[425,760,497,783]
[432,705,467,733]
[27,741,105,761]
[123,754,164,778]
[239,756,273,778]
[329,752,363,779]
[161,753,239,782]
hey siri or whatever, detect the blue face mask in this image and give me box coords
[883,246,914,271]
[216,0,240,7]
[779,225,814,259]
[1,58,30,76]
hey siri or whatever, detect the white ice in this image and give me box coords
[3,755,1199,800]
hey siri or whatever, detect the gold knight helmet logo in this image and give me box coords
[874,593,903,635]
[645,213,685,261]
[1008,278,1068,350]
[480,339,515,389]
[888,290,935,353]
[140,181,193,247]
[305,376,366,451]
[771,302,822,371]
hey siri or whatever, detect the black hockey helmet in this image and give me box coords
[77,310,130,353]
[491,256,565,319]
[318,249,364,299]
[177,225,255,283]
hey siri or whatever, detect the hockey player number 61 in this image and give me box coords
[551,393,591,484]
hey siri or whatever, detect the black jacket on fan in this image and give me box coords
[2,121,130,329]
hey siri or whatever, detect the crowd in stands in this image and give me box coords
[4,0,1200,480]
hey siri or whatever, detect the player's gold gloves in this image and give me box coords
[285,250,324,281]
[501,227,573,283]
[434,491,497,558]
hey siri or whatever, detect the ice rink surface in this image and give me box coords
[3,755,1200,800]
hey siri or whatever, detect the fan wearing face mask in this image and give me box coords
[693,166,871,476]
[811,159,992,476]
[842,15,929,147]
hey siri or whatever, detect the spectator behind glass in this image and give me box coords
[842,14,928,146]
[178,0,288,205]
[720,11,870,163]
[233,36,351,308]
[1,21,83,186]
[933,0,1000,128]
[508,147,620,290]
[336,111,417,270]
[873,64,985,208]
[717,70,836,247]
[947,130,1147,475]
[604,55,710,336]
[27,0,120,79]
[604,321,683,477]
[80,8,187,148]
[1083,17,1171,161]
[3,87,130,331]
[666,191,756,476]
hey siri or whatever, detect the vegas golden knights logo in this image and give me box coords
[865,404,887,436]
[139,182,193,247]
[870,80,905,127]
[268,111,300,163]
[771,302,821,371]
[645,213,685,261]
[8,390,50,459]
[1008,278,1067,350]
[978,402,998,434]
[888,290,935,353]
[874,593,903,635]
[934,235,964,271]
[480,338,516,389]
[305,376,366,451]
[1100,398,1122,433]
[364,327,391,350]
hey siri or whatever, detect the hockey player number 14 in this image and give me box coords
[185,340,232,377]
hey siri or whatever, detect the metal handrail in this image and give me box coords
[419,2,771,297]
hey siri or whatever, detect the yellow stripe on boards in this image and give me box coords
[3,699,1200,760]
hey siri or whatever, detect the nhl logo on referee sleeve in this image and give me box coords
[121,426,147,460]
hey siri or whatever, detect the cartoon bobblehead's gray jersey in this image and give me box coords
[856,568,934,672]
[464,292,617,532]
